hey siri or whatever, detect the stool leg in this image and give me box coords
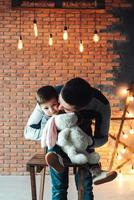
[78,167,84,200]
[30,166,37,200]
[39,167,46,200]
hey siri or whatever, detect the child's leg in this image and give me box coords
[45,151,64,173]
[45,145,69,173]
[89,163,117,185]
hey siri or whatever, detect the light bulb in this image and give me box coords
[18,35,23,50]
[121,88,128,96]
[129,128,134,134]
[122,132,128,139]
[93,30,100,43]
[117,153,122,160]
[118,170,124,181]
[130,165,134,174]
[63,26,68,40]
[127,95,134,103]
[33,19,38,37]
[120,146,126,154]
[79,40,84,53]
[49,33,53,46]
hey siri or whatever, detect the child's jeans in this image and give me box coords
[48,145,94,200]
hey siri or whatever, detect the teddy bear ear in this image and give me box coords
[55,113,78,129]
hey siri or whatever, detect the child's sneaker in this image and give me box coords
[45,152,64,173]
[93,170,117,185]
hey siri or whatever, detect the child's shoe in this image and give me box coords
[45,152,64,173]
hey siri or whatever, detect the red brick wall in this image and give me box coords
[0,0,132,174]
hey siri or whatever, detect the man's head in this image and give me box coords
[36,86,59,116]
[58,77,93,113]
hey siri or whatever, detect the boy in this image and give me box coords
[24,86,60,141]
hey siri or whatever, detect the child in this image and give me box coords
[26,85,117,185]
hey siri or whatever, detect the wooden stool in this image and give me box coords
[26,153,88,200]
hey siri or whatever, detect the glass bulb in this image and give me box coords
[127,96,134,103]
[63,26,68,40]
[117,153,122,160]
[18,35,23,50]
[120,147,126,154]
[49,34,53,46]
[130,166,134,174]
[33,19,38,37]
[93,30,100,43]
[79,40,84,53]
[122,133,128,139]
[129,128,134,134]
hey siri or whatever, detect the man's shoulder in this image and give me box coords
[91,87,109,105]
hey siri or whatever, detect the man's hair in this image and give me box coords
[61,77,93,108]
[36,86,58,105]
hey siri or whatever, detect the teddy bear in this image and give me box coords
[41,112,100,165]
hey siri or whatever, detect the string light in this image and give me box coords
[126,95,134,104]
[130,165,134,174]
[117,152,122,160]
[122,131,128,139]
[129,128,134,134]
[121,88,128,96]
[33,0,38,37]
[18,7,23,50]
[120,146,126,154]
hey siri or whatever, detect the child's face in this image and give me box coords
[40,98,59,117]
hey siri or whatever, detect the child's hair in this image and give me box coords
[36,86,58,105]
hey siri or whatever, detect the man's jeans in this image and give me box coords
[48,145,94,200]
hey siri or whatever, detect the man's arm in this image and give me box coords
[93,102,111,147]
[24,104,48,140]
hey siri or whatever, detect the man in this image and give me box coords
[24,77,111,200]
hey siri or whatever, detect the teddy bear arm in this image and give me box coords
[62,145,88,164]
[85,151,100,165]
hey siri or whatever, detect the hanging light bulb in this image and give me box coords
[49,33,53,46]
[18,8,23,50]
[33,18,38,37]
[93,29,100,43]
[79,40,84,53]
[63,26,68,40]
[18,35,23,50]
[120,146,126,154]
[33,0,38,37]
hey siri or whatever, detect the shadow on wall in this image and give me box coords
[107,0,134,86]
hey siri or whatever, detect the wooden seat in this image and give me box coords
[26,153,88,200]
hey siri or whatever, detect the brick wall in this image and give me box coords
[0,0,132,174]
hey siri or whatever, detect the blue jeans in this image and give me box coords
[48,145,94,200]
